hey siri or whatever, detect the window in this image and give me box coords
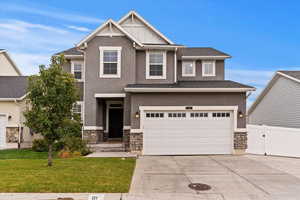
[99,47,122,78]
[168,112,186,118]
[71,61,84,81]
[212,112,230,118]
[146,112,164,118]
[190,112,208,118]
[202,60,216,76]
[146,51,166,79]
[72,101,83,120]
[182,61,195,77]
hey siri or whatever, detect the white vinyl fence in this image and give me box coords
[247,124,300,157]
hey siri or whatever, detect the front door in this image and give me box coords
[108,108,123,138]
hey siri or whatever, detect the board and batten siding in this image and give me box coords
[249,76,300,128]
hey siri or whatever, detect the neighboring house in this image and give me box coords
[0,49,22,76]
[0,49,31,149]
[55,11,255,155]
[248,71,300,128]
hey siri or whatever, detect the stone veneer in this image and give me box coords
[130,132,143,151]
[82,130,104,144]
[234,132,247,149]
[123,129,130,151]
[6,127,20,143]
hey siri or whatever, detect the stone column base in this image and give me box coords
[130,132,143,152]
[234,132,247,151]
[83,130,104,144]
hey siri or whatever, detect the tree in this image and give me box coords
[24,55,78,166]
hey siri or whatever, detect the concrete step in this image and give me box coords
[89,143,125,152]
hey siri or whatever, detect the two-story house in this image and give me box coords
[56,11,255,155]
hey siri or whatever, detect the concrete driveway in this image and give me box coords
[129,155,300,200]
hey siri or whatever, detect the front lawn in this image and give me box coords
[0,149,136,193]
[0,149,57,159]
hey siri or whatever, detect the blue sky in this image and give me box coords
[1,0,300,106]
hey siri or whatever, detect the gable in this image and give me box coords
[118,11,173,44]
[77,19,143,47]
[0,52,21,76]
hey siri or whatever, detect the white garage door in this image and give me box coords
[0,114,7,149]
[143,111,233,155]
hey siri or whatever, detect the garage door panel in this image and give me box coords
[143,110,233,155]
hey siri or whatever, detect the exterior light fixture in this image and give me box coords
[135,111,140,119]
[238,111,244,118]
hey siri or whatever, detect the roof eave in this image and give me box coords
[124,87,255,93]
[181,55,231,60]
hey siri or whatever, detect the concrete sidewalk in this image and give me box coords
[85,152,137,158]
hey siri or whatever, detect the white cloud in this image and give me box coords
[10,53,51,75]
[67,25,91,32]
[0,19,85,75]
[0,3,103,24]
[0,20,69,34]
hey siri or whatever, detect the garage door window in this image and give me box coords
[212,112,230,118]
[190,112,208,118]
[168,112,186,118]
[146,112,164,118]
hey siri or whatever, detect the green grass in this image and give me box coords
[0,149,57,159]
[0,149,136,193]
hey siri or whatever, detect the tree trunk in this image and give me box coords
[48,144,53,166]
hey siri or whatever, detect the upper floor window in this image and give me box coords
[182,61,195,77]
[146,51,166,79]
[71,61,84,81]
[202,60,216,77]
[99,46,122,78]
[72,101,83,121]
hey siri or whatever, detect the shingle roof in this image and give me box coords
[0,76,28,98]
[278,71,300,81]
[126,80,254,89]
[178,47,231,58]
[55,47,83,56]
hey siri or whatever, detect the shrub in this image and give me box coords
[58,150,72,158]
[62,136,91,156]
[32,139,48,152]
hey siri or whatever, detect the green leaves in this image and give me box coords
[24,54,81,144]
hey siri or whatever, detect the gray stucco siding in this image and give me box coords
[130,92,246,129]
[84,36,136,126]
[177,60,225,81]
[136,50,175,84]
[248,76,300,128]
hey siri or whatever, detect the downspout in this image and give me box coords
[174,47,178,83]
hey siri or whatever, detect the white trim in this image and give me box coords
[71,60,84,82]
[73,101,84,121]
[182,56,231,60]
[145,51,167,80]
[94,93,126,98]
[64,55,84,58]
[118,11,174,44]
[0,50,23,76]
[6,124,19,128]
[77,19,143,48]
[105,101,124,133]
[83,126,103,130]
[202,60,216,77]
[138,45,185,50]
[277,71,300,84]
[130,129,142,133]
[174,48,177,83]
[124,87,255,93]
[123,126,131,130]
[0,94,27,101]
[138,105,241,134]
[182,61,196,77]
[99,46,122,78]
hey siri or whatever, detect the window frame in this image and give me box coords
[71,61,84,82]
[182,61,196,77]
[72,101,83,121]
[146,51,167,80]
[202,60,216,77]
[99,46,122,78]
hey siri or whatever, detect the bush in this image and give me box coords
[62,136,91,155]
[32,139,48,152]
[57,150,83,158]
